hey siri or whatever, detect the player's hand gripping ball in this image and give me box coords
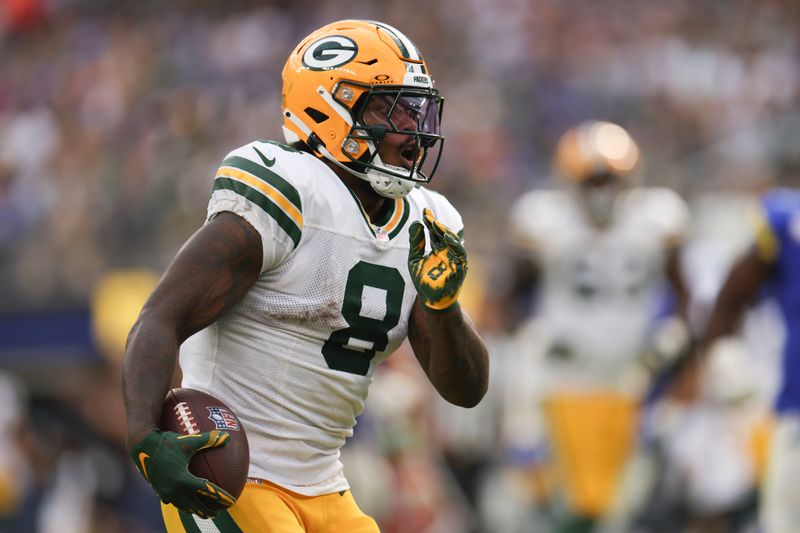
[408,208,468,312]
[130,388,249,519]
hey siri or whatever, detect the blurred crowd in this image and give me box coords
[1,0,800,531]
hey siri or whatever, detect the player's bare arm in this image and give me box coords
[122,212,261,516]
[665,247,691,320]
[503,252,541,332]
[408,298,488,407]
[704,246,774,345]
[123,212,262,447]
[406,208,489,408]
[645,245,695,381]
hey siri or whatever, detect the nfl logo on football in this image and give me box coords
[207,406,240,431]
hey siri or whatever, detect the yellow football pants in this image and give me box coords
[162,478,380,532]
[542,392,638,518]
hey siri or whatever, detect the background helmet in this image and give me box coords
[281,20,444,198]
[553,120,640,184]
[553,121,641,225]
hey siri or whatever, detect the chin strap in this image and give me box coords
[282,115,416,199]
[362,156,417,198]
[314,140,415,198]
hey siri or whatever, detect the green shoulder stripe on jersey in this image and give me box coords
[214,177,302,247]
[221,155,302,212]
[212,510,244,533]
[178,511,202,533]
[457,228,464,240]
[388,198,411,239]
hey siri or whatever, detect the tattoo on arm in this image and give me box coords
[123,212,262,446]
[408,299,489,408]
[165,212,262,339]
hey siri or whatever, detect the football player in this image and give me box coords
[504,121,692,532]
[702,186,800,533]
[122,20,489,533]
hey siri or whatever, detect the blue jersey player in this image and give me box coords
[703,188,800,533]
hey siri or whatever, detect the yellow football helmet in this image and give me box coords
[553,121,641,225]
[282,20,444,198]
[553,121,640,183]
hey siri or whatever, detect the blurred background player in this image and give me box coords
[502,121,692,532]
[121,19,488,533]
[701,177,800,533]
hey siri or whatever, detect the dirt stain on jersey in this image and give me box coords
[261,300,341,323]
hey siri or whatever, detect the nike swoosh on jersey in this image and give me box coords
[138,452,152,481]
[253,146,276,167]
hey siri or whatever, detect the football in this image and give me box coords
[160,388,249,499]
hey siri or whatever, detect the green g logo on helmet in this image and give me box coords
[302,36,358,71]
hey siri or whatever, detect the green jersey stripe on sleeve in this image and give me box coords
[221,155,302,212]
[214,177,302,247]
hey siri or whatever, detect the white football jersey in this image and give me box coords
[180,140,463,496]
[510,187,689,384]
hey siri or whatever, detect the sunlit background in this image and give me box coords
[1,0,798,531]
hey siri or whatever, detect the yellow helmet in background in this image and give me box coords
[282,20,444,198]
[553,121,640,183]
[553,121,641,226]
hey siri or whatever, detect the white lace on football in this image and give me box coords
[174,402,200,435]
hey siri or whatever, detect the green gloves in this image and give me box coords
[408,208,468,313]
[130,429,235,519]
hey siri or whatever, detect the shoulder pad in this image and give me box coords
[409,187,464,237]
[212,140,307,254]
[761,188,800,225]
[624,187,690,247]
[509,189,571,250]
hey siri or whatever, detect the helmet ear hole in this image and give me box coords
[304,107,330,124]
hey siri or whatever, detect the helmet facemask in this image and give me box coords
[335,81,444,198]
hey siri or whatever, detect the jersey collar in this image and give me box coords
[346,189,410,242]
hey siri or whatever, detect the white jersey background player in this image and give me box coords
[122,19,488,533]
[503,121,692,533]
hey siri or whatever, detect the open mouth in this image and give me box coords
[400,144,418,167]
